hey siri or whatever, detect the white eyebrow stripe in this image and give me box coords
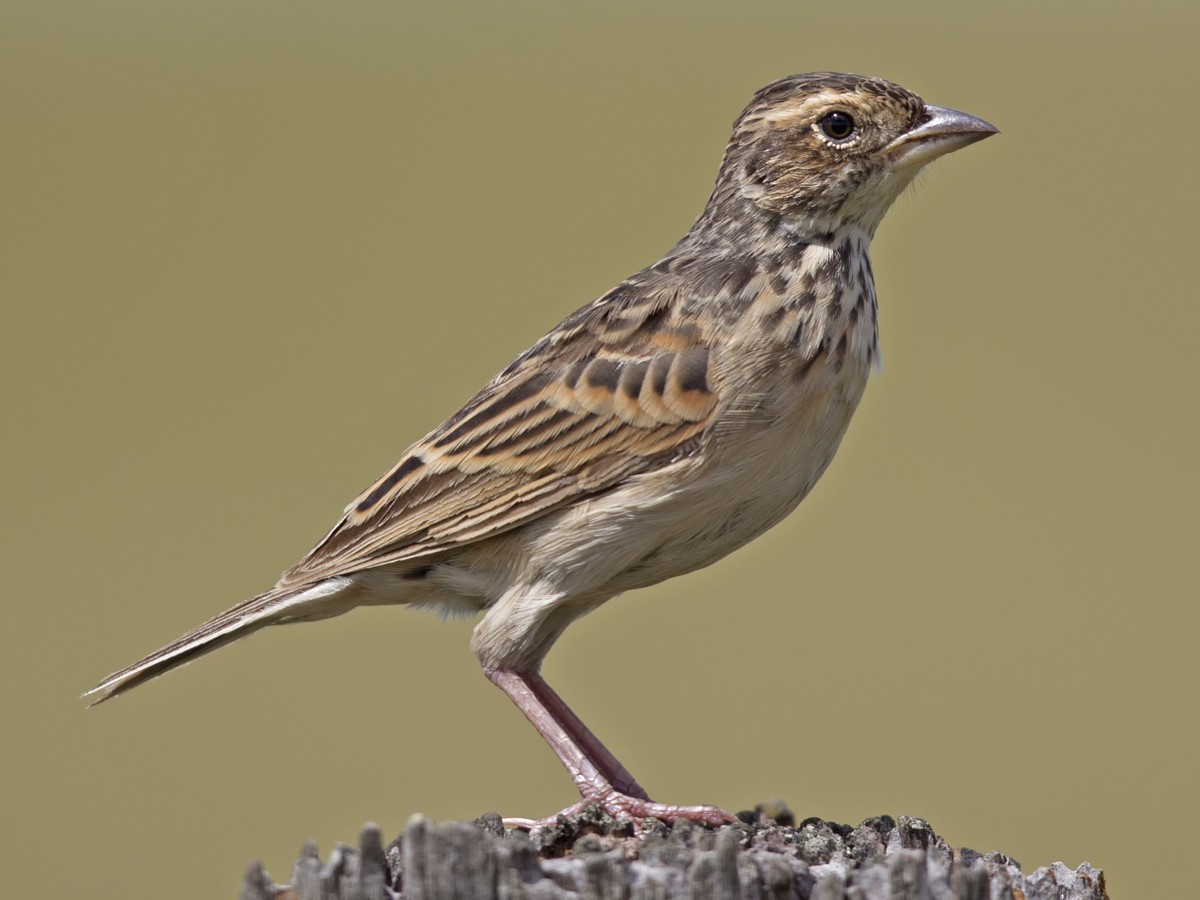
[754,90,848,126]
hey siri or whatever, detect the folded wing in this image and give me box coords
[279,286,723,587]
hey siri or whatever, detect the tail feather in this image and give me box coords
[82,577,355,705]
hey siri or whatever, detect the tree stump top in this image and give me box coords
[240,803,1108,900]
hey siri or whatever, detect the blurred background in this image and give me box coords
[4,1,1196,896]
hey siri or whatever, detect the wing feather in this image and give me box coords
[278,285,722,587]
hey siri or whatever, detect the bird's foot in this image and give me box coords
[503,793,736,835]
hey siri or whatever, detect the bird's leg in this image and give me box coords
[521,670,649,799]
[484,667,735,831]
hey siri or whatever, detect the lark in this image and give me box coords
[86,73,996,829]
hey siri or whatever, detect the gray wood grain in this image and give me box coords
[238,806,1108,900]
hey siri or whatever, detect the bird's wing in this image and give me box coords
[278,279,726,587]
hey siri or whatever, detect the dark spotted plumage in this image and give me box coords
[86,72,995,833]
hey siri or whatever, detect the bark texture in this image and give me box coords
[239,804,1108,900]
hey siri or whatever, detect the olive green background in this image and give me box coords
[4,1,1196,897]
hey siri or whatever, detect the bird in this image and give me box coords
[85,72,996,830]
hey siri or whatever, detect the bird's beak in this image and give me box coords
[883,104,999,170]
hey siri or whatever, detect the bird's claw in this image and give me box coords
[502,793,736,835]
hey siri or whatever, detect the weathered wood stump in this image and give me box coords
[239,804,1108,899]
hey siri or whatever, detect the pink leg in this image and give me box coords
[522,671,650,799]
[484,667,735,830]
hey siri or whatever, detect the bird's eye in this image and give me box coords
[818,111,856,142]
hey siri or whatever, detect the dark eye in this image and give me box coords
[818,111,856,142]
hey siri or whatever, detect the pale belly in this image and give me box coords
[478,340,872,608]
[452,345,871,669]
[603,362,869,593]
[364,312,875,670]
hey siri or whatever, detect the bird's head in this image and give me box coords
[712,72,997,238]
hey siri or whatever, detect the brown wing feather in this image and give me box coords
[279,284,721,587]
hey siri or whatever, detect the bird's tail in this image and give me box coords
[82,577,355,706]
